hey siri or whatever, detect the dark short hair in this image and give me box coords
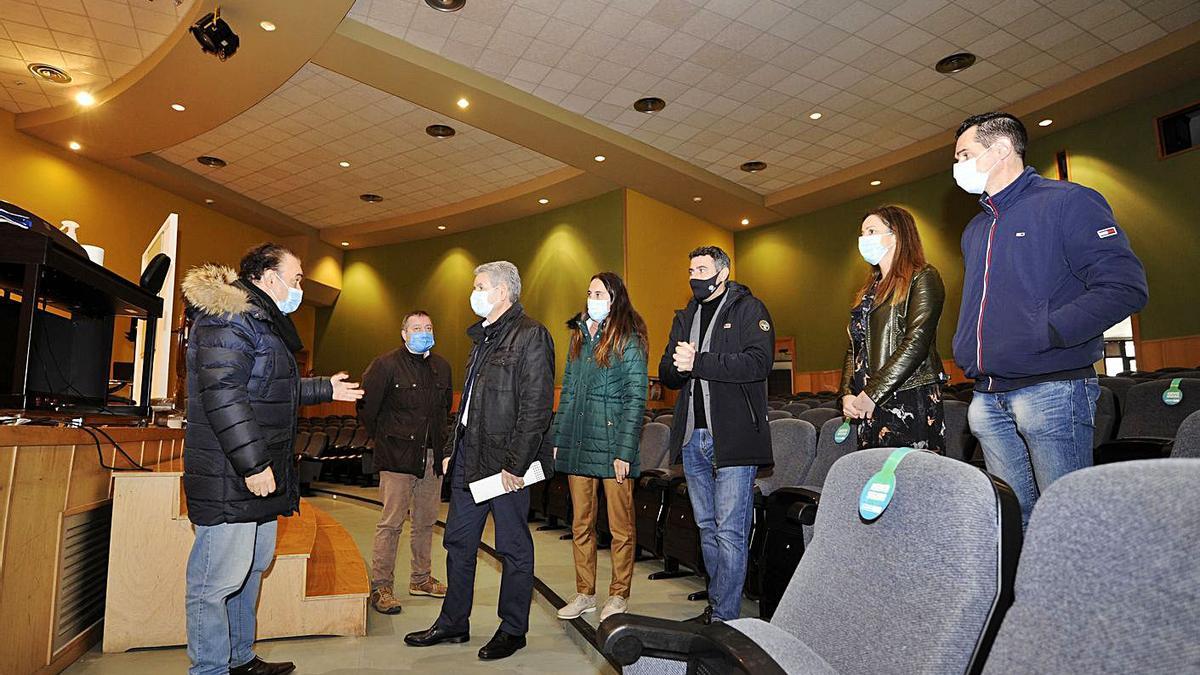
[688,245,731,271]
[956,112,1028,158]
[402,310,431,328]
[239,243,295,281]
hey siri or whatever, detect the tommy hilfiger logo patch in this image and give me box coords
[1097,227,1118,239]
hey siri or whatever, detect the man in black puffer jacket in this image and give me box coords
[182,243,362,675]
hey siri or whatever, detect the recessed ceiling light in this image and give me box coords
[741,161,767,173]
[259,20,276,31]
[68,141,81,151]
[28,63,71,83]
[594,154,606,162]
[426,124,456,138]
[340,241,349,247]
[538,198,549,205]
[425,0,465,11]
[197,155,227,168]
[456,97,470,109]
[1038,118,1053,127]
[360,193,384,202]
[633,96,666,113]
[740,218,750,226]
[204,198,214,204]
[692,196,702,203]
[870,180,882,186]
[437,225,447,230]
[809,112,822,120]
[75,91,95,106]
[171,103,186,111]
[339,160,351,168]
[935,52,977,74]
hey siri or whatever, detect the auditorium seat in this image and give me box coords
[1099,376,1138,414]
[601,449,1022,674]
[1092,386,1117,448]
[782,402,810,417]
[632,423,674,558]
[980,459,1200,674]
[293,430,311,456]
[765,409,792,421]
[655,414,673,429]
[1094,378,1200,463]
[1169,410,1200,458]
[943,400,977,462]
[746,419,817,604]
[798,407,840,429]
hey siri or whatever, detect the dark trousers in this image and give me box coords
[435,448,534,636]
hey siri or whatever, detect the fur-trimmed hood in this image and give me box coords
[182,263,252,316]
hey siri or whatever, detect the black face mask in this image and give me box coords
[689,271,724,302]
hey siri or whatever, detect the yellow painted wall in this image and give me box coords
[624,190,735,376]
[0,110,317,393]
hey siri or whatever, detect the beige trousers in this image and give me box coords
[369,450,442,590]
[568,474,635,598]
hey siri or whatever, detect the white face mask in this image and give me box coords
[586,298,610,323]
[470,288,495,318]
[858,234,891,266]
[953,145,998,195]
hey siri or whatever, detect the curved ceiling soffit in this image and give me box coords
[14,0,358,161]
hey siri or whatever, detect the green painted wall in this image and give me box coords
[314,190,625,384]
[736,78,1200,372]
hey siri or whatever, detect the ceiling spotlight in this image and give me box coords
[437,225,447,230]
[190,8,240,61]
[870,180,882,186]
[740,218,750,226]
[426,124,456,138]
[68,141,81,151]
[425,0,466,11]
[28,63,71,83]
[633,97,666,113]
[456,97,470,109]
[75,91,95,106]
[538,198,549,205]
[692,196,702,203]
[935,52,976,74]
[1038,119,1053,127]
[259,20,276,32]
[594,155,606,162]
[360,193,384,203]
[204,198,214,204]
[171,103,186,111]
[339,160,351,168]
[340,241,349,247]
[809,112,822,120]
[741,161,767,173]
[197,155,227,168]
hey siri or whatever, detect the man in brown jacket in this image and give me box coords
[359,311,453,614]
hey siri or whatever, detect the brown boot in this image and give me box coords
[409,577,448,598]
[370,586,403,615]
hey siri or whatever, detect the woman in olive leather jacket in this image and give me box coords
[840,205,947,452]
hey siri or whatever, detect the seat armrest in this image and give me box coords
[597,615,787,675]
[1094,438,1173,465]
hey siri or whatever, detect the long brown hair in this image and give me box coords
[568,272,648,368]
[854,205,927,306]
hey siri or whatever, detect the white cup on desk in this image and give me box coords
[81,245,105,266]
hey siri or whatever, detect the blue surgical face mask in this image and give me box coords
[470,288,494,318]
[587,298,610,323]
[272,270,303,314]
[858,234,891,266]
[407,331,435,353]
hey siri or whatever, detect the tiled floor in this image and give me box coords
[67,483,753,673]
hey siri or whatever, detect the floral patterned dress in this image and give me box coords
[849,281,946,453]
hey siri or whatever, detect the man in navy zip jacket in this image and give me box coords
[951,112,1147,527]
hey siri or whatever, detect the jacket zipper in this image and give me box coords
[977,197,999,389]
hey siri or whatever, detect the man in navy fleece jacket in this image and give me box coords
[951,112,1147,527]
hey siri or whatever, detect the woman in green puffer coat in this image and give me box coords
[552,271,648,624]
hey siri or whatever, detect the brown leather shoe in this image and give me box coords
[370,586,403,615]
[230,656,295,675]
[409,577,448,598]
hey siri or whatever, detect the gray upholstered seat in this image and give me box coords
[766,409,793,421]
[756,419,817,497]
[803,416,855,490]
[982,458,1200,674]
[943,399,976,461]
[638,422,672,471]
[1170,410,1200,458]
[782,402,810,417]
[798,407,841,429]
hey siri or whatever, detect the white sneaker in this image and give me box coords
[599,596,628,622]
[557,594,596,619]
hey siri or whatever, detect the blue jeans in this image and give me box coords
[186,519,278,675]
[968,378,1099,528]
[681,428,757,622]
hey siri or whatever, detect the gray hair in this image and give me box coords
[475,261,521,302]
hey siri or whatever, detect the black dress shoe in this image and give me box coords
[404,625,471,647]
[230,656,295,675]
[686,605,713,625]
[477,629,526,660]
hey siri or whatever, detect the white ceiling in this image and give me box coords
[155,63,566,229]
[349,0,1197,194]
[0,0,195,113]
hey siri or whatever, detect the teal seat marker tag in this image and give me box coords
[859,448,919,521]
[1163,378,1183,406]
[834,420,851,444]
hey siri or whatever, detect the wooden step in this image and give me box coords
[275,498,318,557]
[305,509,369,598]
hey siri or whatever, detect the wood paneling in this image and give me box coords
[1139,334,1200,372]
